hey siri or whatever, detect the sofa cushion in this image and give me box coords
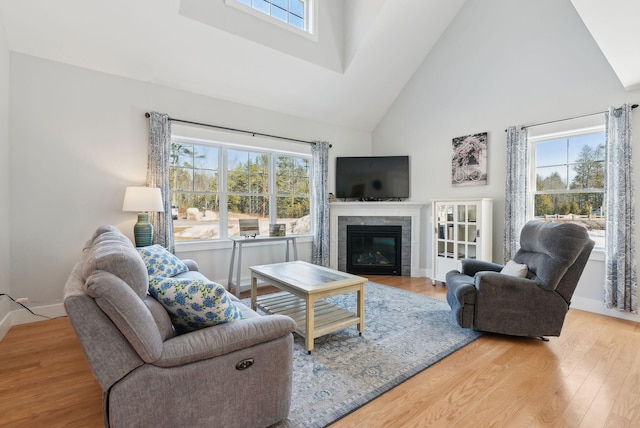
[86,270,164,362]
[83,225,125,250]
[82,237,149,299]
[137,245,189,277]
[90,228,133,247]
[500,260,528,278]
[143,296,175,340]
[148,276,243,333]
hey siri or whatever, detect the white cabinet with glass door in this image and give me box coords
[431,198,493,284]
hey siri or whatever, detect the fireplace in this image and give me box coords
[346,225,402,275]
[330,202,423,277]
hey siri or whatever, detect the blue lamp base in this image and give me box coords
[133,212,154,247]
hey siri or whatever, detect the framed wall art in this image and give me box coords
[451,132,488,187]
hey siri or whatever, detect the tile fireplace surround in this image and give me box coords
[329,201,425,277]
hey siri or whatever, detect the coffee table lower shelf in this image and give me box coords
[255,291,361,341]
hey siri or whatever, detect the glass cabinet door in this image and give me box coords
[468,204,477,222]
[433,198,492,284]
[435,201,483,261]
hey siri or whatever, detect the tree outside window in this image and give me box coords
[276,155,310,233]
[170,142,220,240]
[170,138,311,241]
[533,131,605,247]
[227,149,271,236]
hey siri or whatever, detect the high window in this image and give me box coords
[529,127,605,247]
[170,137,311,242]
[233,0,310,32]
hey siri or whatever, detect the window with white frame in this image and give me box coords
[170,137,311,242]
[232,0,311,32]
[529,126,605,248]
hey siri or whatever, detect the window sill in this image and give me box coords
[589,248,605,262]
[175,234,313,253]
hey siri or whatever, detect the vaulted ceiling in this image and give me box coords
[0,0,637,131]
[569,0,640,92]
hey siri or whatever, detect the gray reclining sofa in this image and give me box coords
[63,225,296,427]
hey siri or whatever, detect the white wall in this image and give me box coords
[179,0,344,72]
[0,11,11,331]
[373,0,640,321]
[7,53,371,317]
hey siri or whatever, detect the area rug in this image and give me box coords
[244,282,482,428]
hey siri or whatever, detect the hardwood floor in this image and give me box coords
[1,276,639,427]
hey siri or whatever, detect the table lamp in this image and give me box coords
[122,186,164,247]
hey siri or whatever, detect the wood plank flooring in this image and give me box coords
[1,276,639,427]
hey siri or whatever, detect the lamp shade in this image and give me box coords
[122,186,164,212]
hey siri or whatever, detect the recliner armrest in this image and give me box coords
[475,271,545,298]
[461,259,503,277]
[154,314,296,368]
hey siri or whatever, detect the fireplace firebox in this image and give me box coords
[346,225,402,275]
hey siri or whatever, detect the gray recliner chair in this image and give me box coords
[445,221,595,338]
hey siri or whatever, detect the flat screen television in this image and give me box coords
[335,156,409,200]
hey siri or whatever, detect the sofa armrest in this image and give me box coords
[181,259,200,272]
[461,259,503,277]
[154,314,296,368]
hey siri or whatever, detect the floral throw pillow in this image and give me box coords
[137,245,189,277]
[148,276,243,333]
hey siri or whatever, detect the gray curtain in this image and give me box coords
[504,126,528,262]
[604,104,636,313]
[147,111,175,253]
[311,141,330,266]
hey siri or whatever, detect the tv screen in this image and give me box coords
[335,156,409,200]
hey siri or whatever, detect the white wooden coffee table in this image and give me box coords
[250,261,367,353]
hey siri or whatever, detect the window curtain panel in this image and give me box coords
[147,111,175,253]
[504,126,528,262]
[311,141,330,266]
[604,104,637,313]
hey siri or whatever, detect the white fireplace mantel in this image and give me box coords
[329,201,425,277]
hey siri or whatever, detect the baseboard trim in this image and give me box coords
[0,311,11,341]
[571,296,640,322]
[11,302,67,325]
[0,303,67,340]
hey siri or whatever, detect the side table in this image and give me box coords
[228,236,298,297]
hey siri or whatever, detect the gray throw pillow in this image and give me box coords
[500,260,528,277]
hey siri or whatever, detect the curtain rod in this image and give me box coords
[145,112,331,147]
[504,103,639,132]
